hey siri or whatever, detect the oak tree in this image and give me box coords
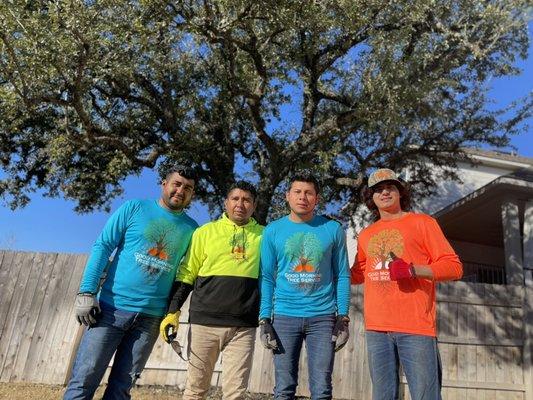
[1,0,531,224]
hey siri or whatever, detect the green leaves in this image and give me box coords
[0,0,530,224]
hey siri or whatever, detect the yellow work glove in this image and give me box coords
[160,311,181,343]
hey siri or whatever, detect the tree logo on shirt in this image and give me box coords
[228,229,247,261]
[367,229,404,286]
[285,232,323,273]
[139,219,184,276]
[283,232,324,292]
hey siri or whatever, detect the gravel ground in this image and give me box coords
[0,383,282,400]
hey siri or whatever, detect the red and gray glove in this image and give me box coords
[389,252,415,281]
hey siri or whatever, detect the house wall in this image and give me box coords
[419,161,522,215]
[449,240,505,266]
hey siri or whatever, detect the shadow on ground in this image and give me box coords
[0,383,313,399]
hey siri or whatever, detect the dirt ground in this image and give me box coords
[0,383,278,399]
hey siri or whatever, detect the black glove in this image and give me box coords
[259,318,278,351]
[332,315,350,352]
[75,293,101,326]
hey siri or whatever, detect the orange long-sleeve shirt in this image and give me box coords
[352,212,462,337]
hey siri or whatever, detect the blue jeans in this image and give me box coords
[272,314,336,400]
[63,302,161,400]
[365,331,442,400]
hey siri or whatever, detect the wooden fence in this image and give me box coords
[0,250,531,399]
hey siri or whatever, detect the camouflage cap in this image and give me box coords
[367,168,403,188]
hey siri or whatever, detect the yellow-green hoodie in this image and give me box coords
[176,213,264,327]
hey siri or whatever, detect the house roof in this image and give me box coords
[434,168,533,247]
[465,148,533,168]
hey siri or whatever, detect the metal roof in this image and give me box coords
[465,148,533,167]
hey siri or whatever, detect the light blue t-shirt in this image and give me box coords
[79,199,198,316]
[259,215,350,319]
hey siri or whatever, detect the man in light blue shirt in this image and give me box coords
[259,171,351,400]
[64,164,198,400]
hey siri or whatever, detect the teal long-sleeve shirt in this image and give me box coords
[79,199,198,316]
[259,215,351,319]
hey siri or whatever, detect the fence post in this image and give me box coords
[522,200,533,400]
[63,323,85,385]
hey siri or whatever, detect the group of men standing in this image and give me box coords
[63,165,462,400]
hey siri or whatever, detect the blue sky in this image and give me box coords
[1,29,532,254]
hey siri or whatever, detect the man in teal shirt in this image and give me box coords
[64,164,198,400]
[259,171,351,400]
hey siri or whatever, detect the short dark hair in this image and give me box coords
[362,180,412,221]
[227,180,258,202]
[288,170,321,194]
[159,162,198,183]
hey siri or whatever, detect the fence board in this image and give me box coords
[247,332,275,394]
[53,253,88,384]
[437,282,523,307]
[7,252,45,381]
[476,343,486,384]
[466,345,477,383]
[0,251,17,339]
[0,251,22,345]
[522,270,533,400]
[438,336,523,346]
[0,252,36,380]
[40,252,79,384]
[34,253,72,378]
[18,252,60,382]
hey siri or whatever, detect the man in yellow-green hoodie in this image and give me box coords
[160,180,263,400]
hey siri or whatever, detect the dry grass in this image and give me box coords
[0,383,179,400]
[0,383,276,400]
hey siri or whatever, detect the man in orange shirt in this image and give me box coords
[351,168,462,400]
